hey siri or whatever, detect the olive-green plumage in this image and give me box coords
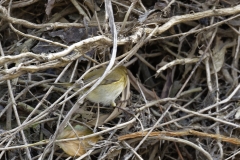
[53,66,128,106]
[83,66,127,106]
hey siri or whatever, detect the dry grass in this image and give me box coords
[1,0,240,159]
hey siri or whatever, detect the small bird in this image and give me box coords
[83,66,128,106]
[57,124,101,156]
[53,66,128,106]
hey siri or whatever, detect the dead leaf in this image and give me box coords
[45,0,55,16]
[210,37,236,73]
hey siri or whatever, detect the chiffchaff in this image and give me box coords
[54,66,128,106]
[83,66,128,106]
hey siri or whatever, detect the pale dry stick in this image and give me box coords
[154,136,213,160]
[119,0,137,32]
[40,1,119,159]
[171,89,206,116]
[26,62,73,122]
[161,100,240,130]
[144,4,240,35]
[227,24,240,35]
[162,45,183,59]
[70,118,123,142]
[32,117,58,126]
[0,79,54,118]
[134,81,146,131]
[118,34,146,67]
[17,102,42,115]
[124,57,138,67]
[44,36,111,61]
[176,1,202,11]
[1,111,58,142]
[0,37,112,82]
[208,28,223,159]
[0,55,97,82]
[232,27,240,86]
[176,26,217,97]
[0,0,7,5]
[152,14,240,41]
[0,140,49,151]
[54,105,68,159]
[140,83,240,131]
[205,56,213,91]
[70,59,79,82]
[177,24,201,60]
[168,113,185,129]
[93,10,104,35]
[0,35,111,66]
[136,97,177,112]
[0,136,14,159]
[225,63,240,74]
[225,149,240,160]
[1,60,68,74]
[179,24,201,42]
[122,141,144,160]
[111,0,143,15]
[0,34,31,159]
[179,87,202,97]
[70,0,90,21]
[79,2,92,19]
[118,24,145,44]
[7,0,39,8]
[9,23,68,48]
[0,25,145,72]
[10,6,82,56]
[53,92,74,159]
[94,104,100,132]
[142,53,163,58]
[42,62,79,159]
[135,53,156,71]
[75,148,94,160]
[124,106,172,160]
[0,6,85,29]
[0,52,46,65]
[0,114,140,151]
[138,0,147,12]
[5,0,14,131]
[162,0,176,12]
[0,4,134,30]
[217,103,236,117]
[119,24,158,67]
[98,119,122,159]
[137,80,147,104]
[204,28,218,92]
[0,65,75,140]
[162,40,179,48]
[156,57,204,74]
[0,2,239,42]
[171,104,239,128]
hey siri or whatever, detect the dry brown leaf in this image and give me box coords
[210,37,236,73]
